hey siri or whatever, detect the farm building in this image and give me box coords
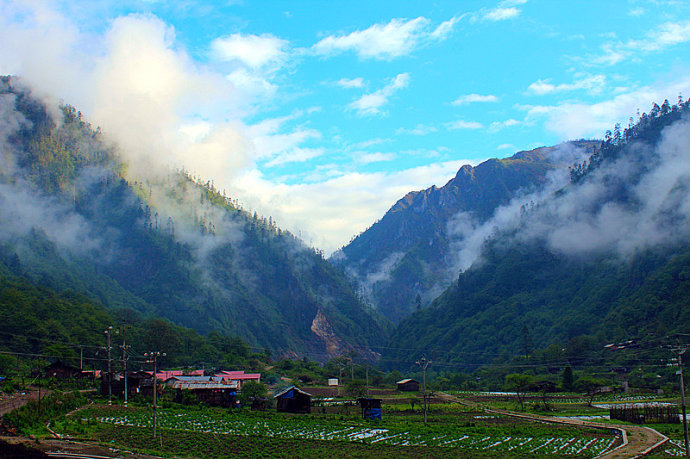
[215,370,261,388]
[357,398,383,420]
[396,379,420,392]
[101,371,155,399]
[40,361,85,379]
[274,386,312,414]
[167,376,239,407]
[149,369,205,381]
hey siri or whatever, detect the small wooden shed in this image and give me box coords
[274,386,312,414]
[396,379,420,392]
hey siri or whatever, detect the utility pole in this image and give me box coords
[145,351,166,439]
[79,346,84,371]
[416,355,432,424]
[675,339,690,458]
[104,326,113,405]
[365,367,369,397]
[338,360,346,397]
[121,325,129,407]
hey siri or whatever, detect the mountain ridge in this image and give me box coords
[0,76,387,361]
[382,98,690,369]
[333,140,597,323]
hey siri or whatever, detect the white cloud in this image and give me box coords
[247,114,322,165]
[0,2,475,258]
[348,73,410,116]
[313,16,461,60]
[483,7,521,21]
[628,7,645,16]
[265,147,325,167]
[226,67,277,98]
[350,138,390,149]
[210,33,290,102]
[430,15,464,40]
[527,75,606,95]
[211,33,288,70]
[396,124,438,136]
[594,20,690,65]
[336,77,365,88]
[233,159,478,254]
[357,152,396,164]
[489,118,521,132]
[446,120,484,130]
[497,143,516,150]
[452,93,499,105]
[517,74,690,139]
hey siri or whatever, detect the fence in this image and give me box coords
[609,404,679,424]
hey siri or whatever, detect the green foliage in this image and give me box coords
[561,365,574,392]
[345,378,367,398]
[504,373,532,411]
[335,142,593,323]
[4,390,87,435]
[239,380,268,406]
[0,77,388,358]
[574,376,611,406]
[0,260,261,371]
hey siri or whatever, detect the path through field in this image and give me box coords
[439,392,669,458]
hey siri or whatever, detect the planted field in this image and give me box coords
[71,405,619,457]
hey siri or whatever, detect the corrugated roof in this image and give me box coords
[396,379,419,384]
[274,385,312,398]
[215,372,261,381]
[170,381,238,390]
[165,375,214,383]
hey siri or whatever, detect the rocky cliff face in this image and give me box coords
[332,142,597,323]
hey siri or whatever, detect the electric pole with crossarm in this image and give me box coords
[416,355,432,424]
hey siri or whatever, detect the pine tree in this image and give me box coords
[562,365,574,392]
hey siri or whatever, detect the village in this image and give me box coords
[1,357,687,457]
[36,360,424,419]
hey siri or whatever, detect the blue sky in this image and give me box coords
[2,0,690,253]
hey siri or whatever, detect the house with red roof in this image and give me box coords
[214,370,261,389]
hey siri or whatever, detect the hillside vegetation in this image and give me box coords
[333,141,597,323]
[0,76,387,359]
[384,97,690,370]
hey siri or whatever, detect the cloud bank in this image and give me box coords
[447,117,690,276]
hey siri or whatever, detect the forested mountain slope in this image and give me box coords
[0,259,261,372]
[332,141,596,323]
[0,76,387,360]
[383,98,690,369]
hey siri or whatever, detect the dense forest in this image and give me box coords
[0,76,387,360]
[333,140,598,323]
[0,259,260,375]
[3,73,690,392]
[383,96,690,381]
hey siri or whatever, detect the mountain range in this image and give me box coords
[381,98,690,369]
[3,74,690,372]
[332,140,597,323]
[0,76,386,361]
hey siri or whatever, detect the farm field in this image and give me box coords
[453,391,688,457]
[54,402,621,458]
